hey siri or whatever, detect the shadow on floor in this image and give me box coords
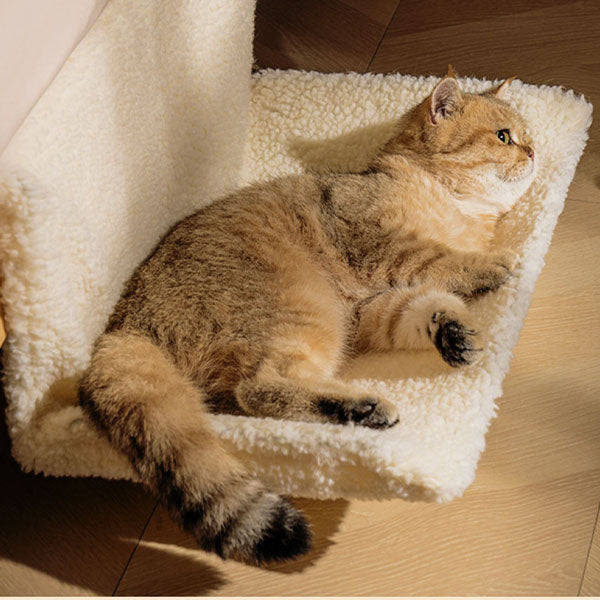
[0,352,349,595]
[112,496,350,595]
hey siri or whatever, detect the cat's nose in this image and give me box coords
[527,148,535,160]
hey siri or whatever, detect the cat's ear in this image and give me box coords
[446,64,459,79]
[491,76,516,99]
[429,76,463,125]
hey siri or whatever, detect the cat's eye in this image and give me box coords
[496,129,513,145]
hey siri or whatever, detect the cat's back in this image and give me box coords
[105,173,327,334]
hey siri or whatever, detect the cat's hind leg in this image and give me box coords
[234,282,398,428]
[233,254,398,428]
[236,366,398,429]
[353,285,481,367]
[79,331,311,564]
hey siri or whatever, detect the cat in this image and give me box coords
[78,70,535,565]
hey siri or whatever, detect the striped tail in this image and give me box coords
[78,331,311,564]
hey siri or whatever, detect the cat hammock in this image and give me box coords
[0,0,592,502]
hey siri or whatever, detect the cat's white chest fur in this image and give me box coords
[382,161,536,253]
[456,163,537,221]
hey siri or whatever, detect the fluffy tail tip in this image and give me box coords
[251,498,313,565]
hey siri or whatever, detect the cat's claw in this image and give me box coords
[430,311,482,367]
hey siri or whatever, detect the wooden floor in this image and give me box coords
[2,0,600,596]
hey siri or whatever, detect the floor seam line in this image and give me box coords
[364,0,401,73]
[111,500,158,596]
[578,499,600,596]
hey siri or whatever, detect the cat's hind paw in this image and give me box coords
[430,310,482,367]
[317,396,399,429]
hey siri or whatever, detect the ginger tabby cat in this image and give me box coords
[79,71,536,565]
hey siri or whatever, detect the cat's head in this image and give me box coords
[387,69,536,215]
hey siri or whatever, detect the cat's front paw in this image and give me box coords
[429,310,481,367]
[317,396,399,429]
[494,248,520,273]
[456,249,519,298]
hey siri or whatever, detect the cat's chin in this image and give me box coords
[502,159,537,185]
[500,164,537,207]
[463,164,536,218]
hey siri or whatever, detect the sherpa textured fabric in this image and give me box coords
[0,5,592,501]
[0,0,257,478]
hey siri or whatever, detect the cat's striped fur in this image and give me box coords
[79,72,535,564]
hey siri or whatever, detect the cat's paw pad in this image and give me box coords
[349,397,399,429]
[430,311,481,367]
[317,396,399,429]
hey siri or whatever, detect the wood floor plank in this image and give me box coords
[370,1,600,83]
[580,503,600,596]
[115,476,600,596]
[387,0,578,37]
[0,378,156,596]
[253,0,399,73]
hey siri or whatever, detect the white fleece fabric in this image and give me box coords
[0,2,592,502]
